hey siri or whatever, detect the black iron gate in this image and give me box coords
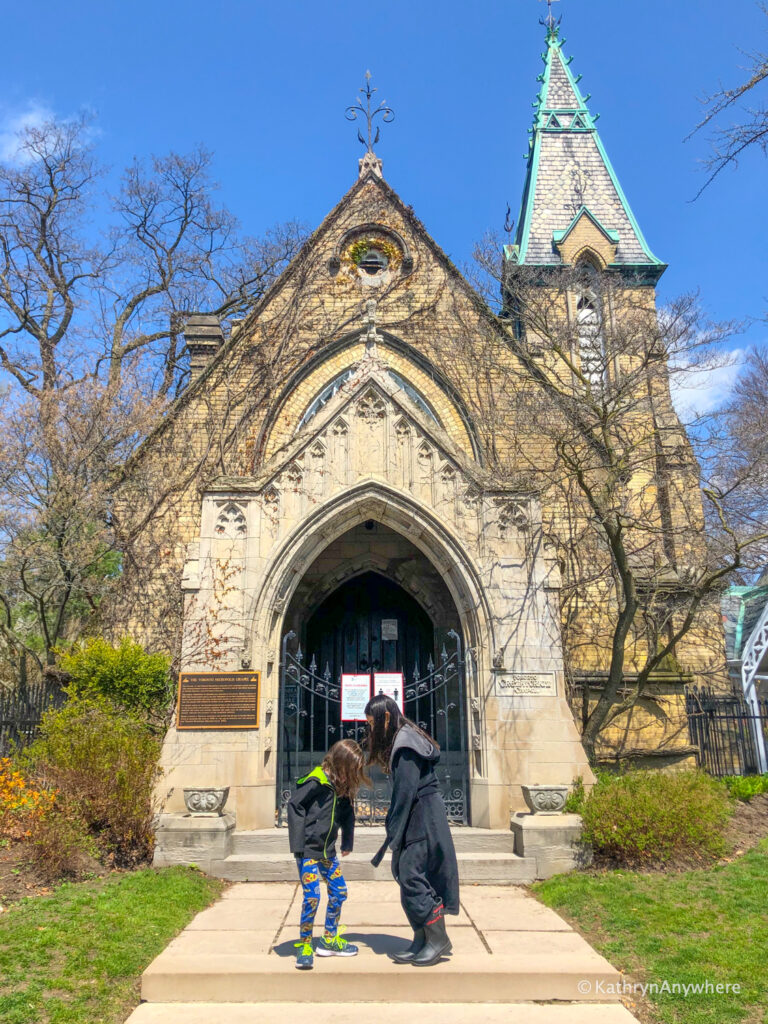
[686,685,768,776]
[277,630,469,825]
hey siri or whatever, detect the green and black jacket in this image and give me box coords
[287,766,355,861]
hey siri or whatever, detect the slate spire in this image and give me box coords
[507,23,665,280]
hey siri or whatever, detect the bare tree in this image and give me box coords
[0,116,307,687]
[688,3,768,195]
[434,245,768,760]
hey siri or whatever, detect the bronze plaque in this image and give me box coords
[176,671,260,730]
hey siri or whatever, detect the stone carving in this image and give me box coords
[286,463,303,488]
[214,503,247,538]
[496,498,529,531]
[395,416,411,440]
[356,389,386,424]
[262,487,280,519]
[183,787,230,816]
[521,784,569,815]
[331,417,349,436]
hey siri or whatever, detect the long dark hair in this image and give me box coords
[322,738,371,798]
[364,694,439,772]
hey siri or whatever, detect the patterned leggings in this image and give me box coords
[299,856,348,941]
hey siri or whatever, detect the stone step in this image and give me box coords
[141,951,622,1004]
[126,1001,641,1024]
[231,826,518,855]
[210,850,536,884]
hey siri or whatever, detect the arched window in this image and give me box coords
[387,370,439,425]
[297,367,441,431]
[298,369,355,428]
[574,263,606,391]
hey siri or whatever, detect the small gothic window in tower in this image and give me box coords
[299,369,356,429]
[576,293,605,390]
[358,247,389,275]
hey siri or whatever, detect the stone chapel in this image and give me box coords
[121,23,722,845]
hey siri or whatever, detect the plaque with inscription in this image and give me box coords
[494,672,557,697]
[177,672,261,730]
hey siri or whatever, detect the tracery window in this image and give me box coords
[298,369,355,428]
[387,370,439,424]
[297,367,440,430]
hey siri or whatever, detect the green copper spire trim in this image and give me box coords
[552,206,620,246]
[512,24,665,273]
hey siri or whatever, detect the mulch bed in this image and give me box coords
[723,792,768,856]
[0,838,53,906]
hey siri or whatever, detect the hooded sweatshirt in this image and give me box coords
[371,723,441,864]
[287,765,355,861]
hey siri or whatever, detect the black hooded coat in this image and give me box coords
[371,723,460,927]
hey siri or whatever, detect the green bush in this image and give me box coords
[564,776,586,813]
[722,774,768,801]
[61,636,172,722]
[22,696,162,870]
[580,768,734,867]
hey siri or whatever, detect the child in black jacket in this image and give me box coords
[287,738,369,970]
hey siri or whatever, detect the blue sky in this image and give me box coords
[1,0,766,403]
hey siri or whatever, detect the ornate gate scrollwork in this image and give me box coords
[277,630,469,825]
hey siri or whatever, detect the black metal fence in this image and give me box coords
[685,685,768,777]
[0,682,67,756]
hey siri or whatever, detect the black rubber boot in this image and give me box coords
[391,928,426,964]
[410,904,451,967]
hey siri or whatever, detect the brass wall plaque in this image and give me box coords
[176,671,260,730]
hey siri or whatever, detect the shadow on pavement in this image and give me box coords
[271,932,412,957]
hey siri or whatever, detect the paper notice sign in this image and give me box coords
[341,674,371,721]
[373,672,405,713]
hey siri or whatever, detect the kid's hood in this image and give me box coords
[297,765,332,787]
[389,723,439,768]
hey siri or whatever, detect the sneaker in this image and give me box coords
[315,928,358,957]
[294,940,314,969]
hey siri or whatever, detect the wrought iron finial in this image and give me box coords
[346,71,395,153]
[504,203,515,235]
[538,0,562,37]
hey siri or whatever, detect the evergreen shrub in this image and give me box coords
[61,636,172,723]
[580,768,733,867]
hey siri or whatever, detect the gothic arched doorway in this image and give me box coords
[307,571,433,682]
[277,525,469,825]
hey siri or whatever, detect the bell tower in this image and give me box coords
[506,20,665,282]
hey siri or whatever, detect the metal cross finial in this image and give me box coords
[538,0,561,35]
[346,71,395,152]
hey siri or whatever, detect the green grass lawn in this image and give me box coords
[534,838,768,1024]
[0,866,224,1024]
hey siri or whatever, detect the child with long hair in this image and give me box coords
[366,693,459,967]
[287,738,370,970]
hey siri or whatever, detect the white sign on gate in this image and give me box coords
[373,672,405,713]
[341,674,371,721]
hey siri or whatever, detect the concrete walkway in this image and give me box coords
[126,880,641,1023]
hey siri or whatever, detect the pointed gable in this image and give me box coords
[508,26,665,279]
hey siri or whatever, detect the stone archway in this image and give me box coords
[275,518,471,825]
[164,361,593,829]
